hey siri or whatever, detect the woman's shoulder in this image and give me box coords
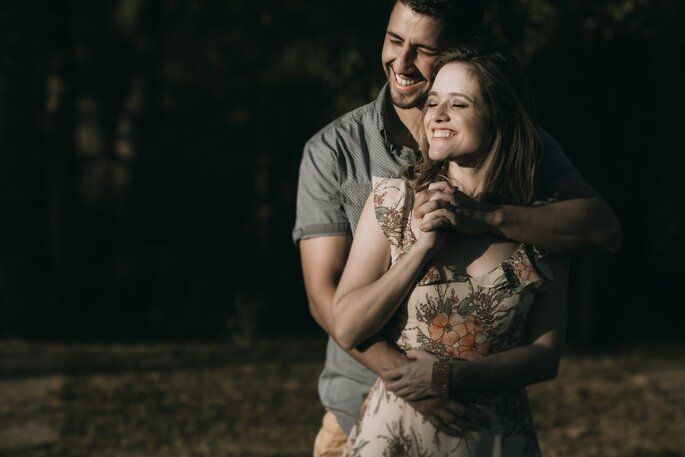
[371,177,415,256]
[371,177,413,210]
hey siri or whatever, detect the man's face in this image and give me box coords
[381,2,447,110]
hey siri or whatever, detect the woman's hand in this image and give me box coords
[414,182,456,253]
[414,181,499,236]
[383,349,438,401]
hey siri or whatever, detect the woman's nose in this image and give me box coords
[433,105,449,122]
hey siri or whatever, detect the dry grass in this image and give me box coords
[0,338,683,457]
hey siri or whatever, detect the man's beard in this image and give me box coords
[390,89,427,110]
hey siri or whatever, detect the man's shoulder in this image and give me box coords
[304,99,380,152]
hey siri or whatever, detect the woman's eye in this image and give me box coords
[452,103,467,109]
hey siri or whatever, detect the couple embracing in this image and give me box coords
[293,1,621,456]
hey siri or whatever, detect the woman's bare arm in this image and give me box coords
[333,193,443,350]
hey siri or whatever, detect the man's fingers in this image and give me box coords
[453,390,494,406]
[442,399,490,426]
[425,415,464,437]
[432,408,481,432]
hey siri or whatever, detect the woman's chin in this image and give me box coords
[428,150,452,162]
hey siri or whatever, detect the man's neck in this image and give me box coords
[385,98,422,151]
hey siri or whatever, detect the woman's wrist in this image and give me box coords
[430,359,450,398]
[412,237,441,258]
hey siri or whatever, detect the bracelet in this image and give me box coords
[431,359,450,398]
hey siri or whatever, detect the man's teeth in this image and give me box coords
[433,130,455,138]
[395,74,418,87]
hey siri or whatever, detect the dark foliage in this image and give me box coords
[0,0,683,342]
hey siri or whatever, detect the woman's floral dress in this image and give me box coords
[342,178,554,457]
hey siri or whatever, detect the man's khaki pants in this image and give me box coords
[313,411,348,457]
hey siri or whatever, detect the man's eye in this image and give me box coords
[427,103,437,108]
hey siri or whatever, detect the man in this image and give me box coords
[293,1,621,455]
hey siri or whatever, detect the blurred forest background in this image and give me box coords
[0,0,684,344]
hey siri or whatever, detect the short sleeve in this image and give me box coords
[292,138,350,244]
[537,128,582,198]
[506,245,555,291]
[372,177,413,262]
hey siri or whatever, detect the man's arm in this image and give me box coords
[384,256,569,400]
[414,178,622,255]
[299,235,489,434]
[301,235,419,373]
[495,177,621,255]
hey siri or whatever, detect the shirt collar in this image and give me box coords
[374,83,421,161]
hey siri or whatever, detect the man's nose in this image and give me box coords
[393,44,416,74]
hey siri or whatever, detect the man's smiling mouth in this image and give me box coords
[394,72,422,87]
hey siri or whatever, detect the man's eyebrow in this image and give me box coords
[387,31,440,52]
[427,91,477,104]
[387,31,404,41]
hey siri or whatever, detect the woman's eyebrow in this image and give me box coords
[449,92,476,103]
[427,91,477,104]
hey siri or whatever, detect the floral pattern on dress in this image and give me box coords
[344,178,552,457]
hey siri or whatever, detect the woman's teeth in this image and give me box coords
[433,129,455,138]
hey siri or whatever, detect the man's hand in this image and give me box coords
[413,181,499,236]
[407,396,489,437]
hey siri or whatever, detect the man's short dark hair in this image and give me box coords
[396,0,486,43]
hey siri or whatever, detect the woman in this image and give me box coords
[332,41,569,457]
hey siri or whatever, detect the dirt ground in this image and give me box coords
[0,338,683,457]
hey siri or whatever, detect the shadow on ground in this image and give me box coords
[0,338,683,457]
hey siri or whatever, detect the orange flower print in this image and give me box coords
[428,313,490,360]
[514,261,538,286]
[374,191,387,206]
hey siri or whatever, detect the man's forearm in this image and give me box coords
[350,338,409,375]
[307,297,409,375]
[449,343,559,393]
[489,198,622,255]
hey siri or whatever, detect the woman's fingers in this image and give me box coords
[420,209,458,231]
[401,389,428,401]
[385,375,410,393]
[405,349,422,360]
[383,367,403,381]
[428,181,454,192]
[414,189,458,219]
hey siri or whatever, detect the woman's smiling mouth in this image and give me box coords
[431,129,457,139]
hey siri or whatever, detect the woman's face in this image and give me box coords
[423,62,491,164]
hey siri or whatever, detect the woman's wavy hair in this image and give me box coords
[406,39,542,206]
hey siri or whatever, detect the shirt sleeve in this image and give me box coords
[537,127,583,198]
[292,134,351,245]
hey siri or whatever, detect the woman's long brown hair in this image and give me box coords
[406,40,542,206]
